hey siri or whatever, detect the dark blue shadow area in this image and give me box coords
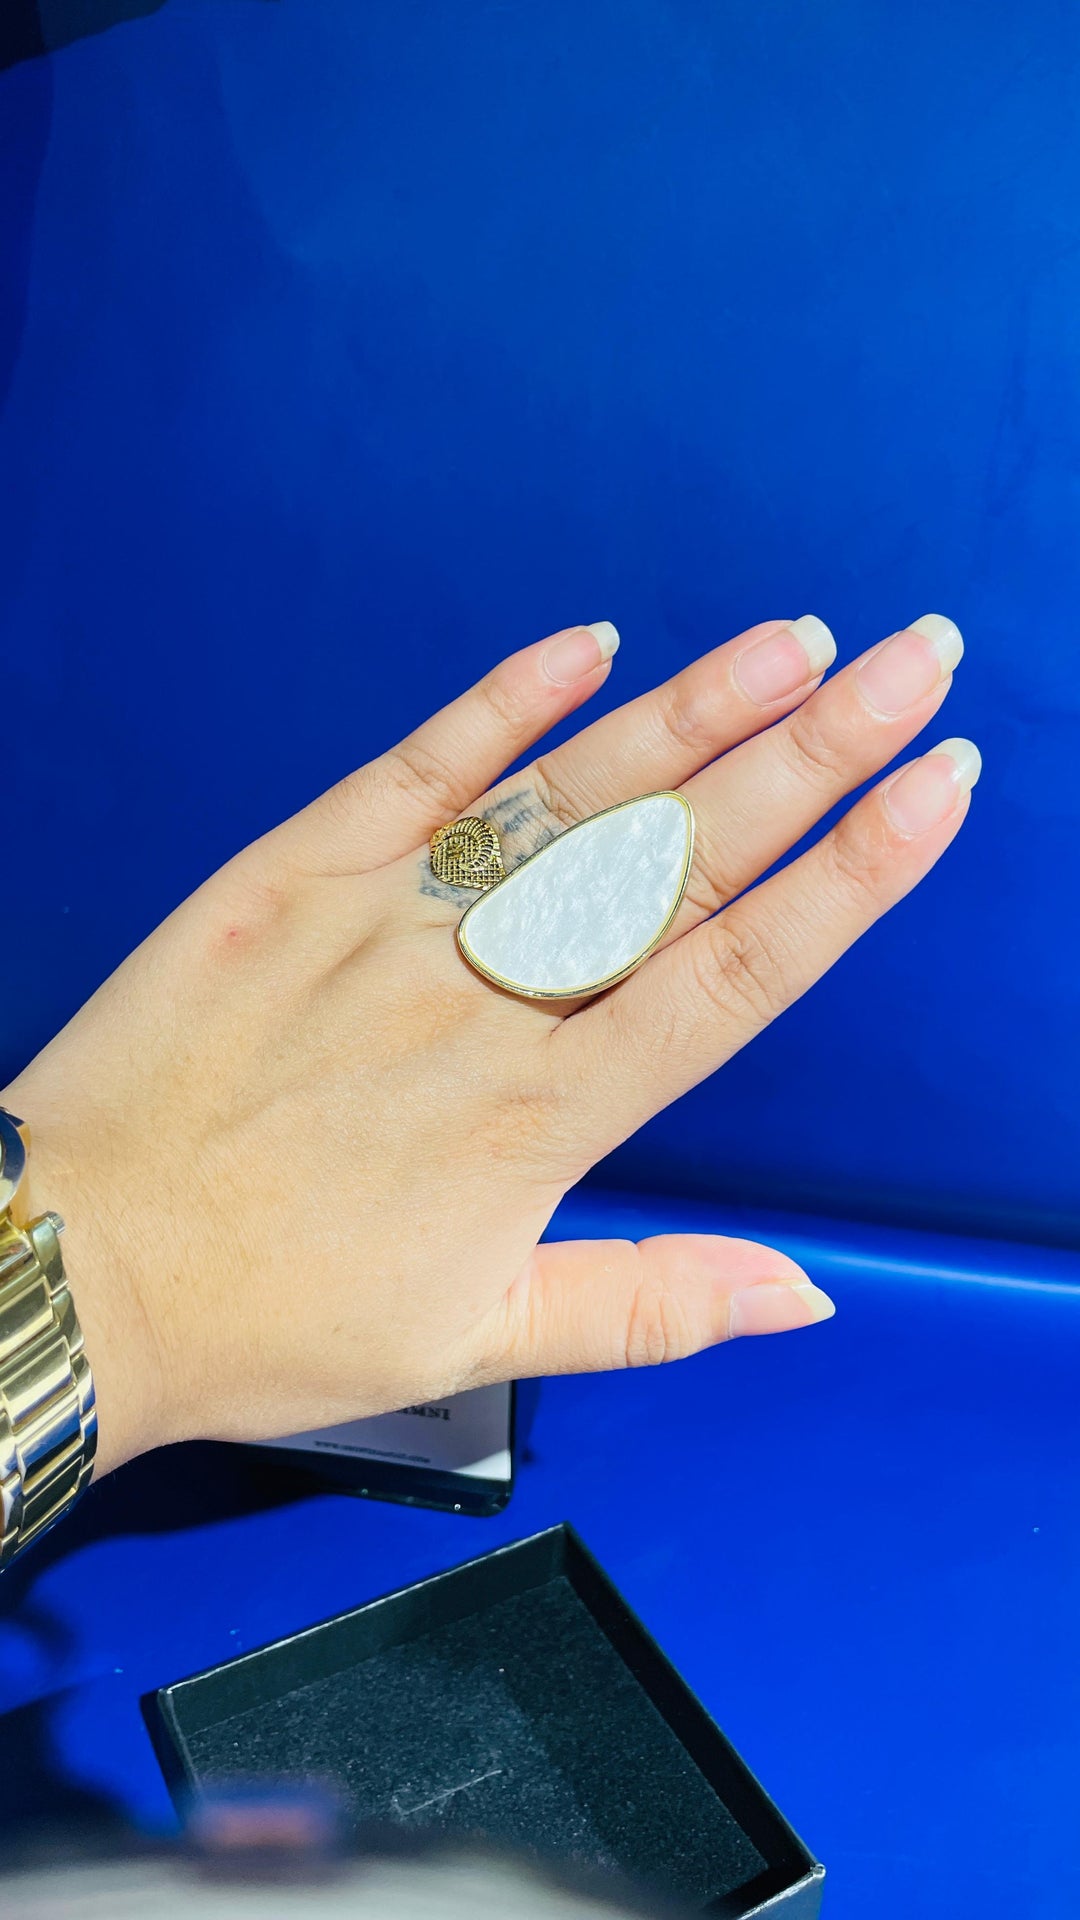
[0,3,172,74]
[0,47,51,407]
[1,1,281,78]
[0,1438,317,1839]
[0,0,1076,1239]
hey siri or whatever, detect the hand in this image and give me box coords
[6,613,977,1474]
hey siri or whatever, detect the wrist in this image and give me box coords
[2,1078,175,1478]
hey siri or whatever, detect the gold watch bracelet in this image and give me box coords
[0,1109,97,1568]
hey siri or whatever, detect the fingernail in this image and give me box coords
[728,1279,836,1338]
[855,613,963,717]
[542,622,620,686]
[734,614,836,706]
[587,620,620,658]
[884,736,982,836]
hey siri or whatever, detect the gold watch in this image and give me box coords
[0,1108,96,1568]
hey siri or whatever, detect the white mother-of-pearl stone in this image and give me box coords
[458,791,694,998]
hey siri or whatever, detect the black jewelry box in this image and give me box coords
[143,1524,823,1916]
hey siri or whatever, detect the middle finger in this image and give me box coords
[474,614,837,863]
[666,613,964,936]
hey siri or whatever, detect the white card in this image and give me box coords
[257,1382,512,1484]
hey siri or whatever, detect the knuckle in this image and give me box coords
[479,666,528,733]
[653,683,723,760]
[528,756,588,832]
[679,869,725,923]
[692,916,788,1026]
[315,766,368,837]
[824,811,890,906]
[377,735,465,821]
[781,705,849,792]
[624,1274,695,1368]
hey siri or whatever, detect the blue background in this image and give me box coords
[2,7,1080,1920]
[2,0,1077,1243]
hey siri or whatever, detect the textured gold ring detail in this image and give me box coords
[429,816,506,890]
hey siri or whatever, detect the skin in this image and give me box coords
[3,615,976,1476]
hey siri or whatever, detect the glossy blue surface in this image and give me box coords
[2,1192,1079,1919]
[1,0,1078,1241]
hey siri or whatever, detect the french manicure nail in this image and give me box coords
[542,622,620,686]
[734,614,836,707]
[855,613,963,717]
[728,1279,836,1338]
[910,613,964,664]
[587,621,620,659]
[884,736,982,836]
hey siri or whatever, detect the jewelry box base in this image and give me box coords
[143,1522,823,1917]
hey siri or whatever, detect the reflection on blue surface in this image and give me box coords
[2,1193,1078,1919]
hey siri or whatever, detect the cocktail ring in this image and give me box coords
[430,791,695,1001]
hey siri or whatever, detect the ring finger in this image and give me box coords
[665,612,964,938]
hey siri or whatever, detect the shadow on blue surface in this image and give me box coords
[0,30,50,418]
[0,1442,310,1839]
[1,3,177,75]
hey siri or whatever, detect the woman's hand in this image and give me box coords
[5,613,977,1474]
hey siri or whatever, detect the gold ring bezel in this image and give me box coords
[456,790,695,1001]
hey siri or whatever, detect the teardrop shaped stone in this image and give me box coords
[458,791,694,998]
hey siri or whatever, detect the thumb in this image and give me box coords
[484,1234,835,1379]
